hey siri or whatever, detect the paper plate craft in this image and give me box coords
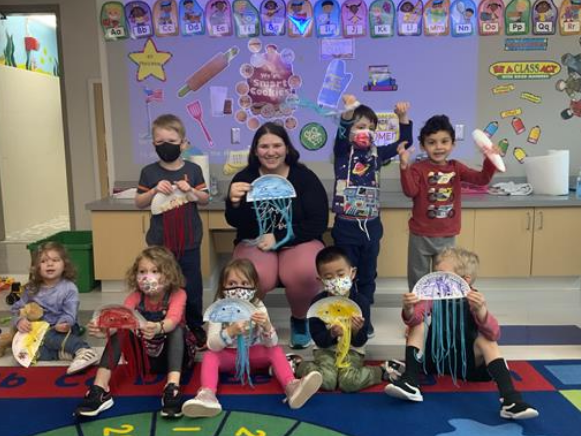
[450,0,477,36]
[153,0,180,36]
[532,0,557,35]
[233,0,260,37]
[307,296,362,368]
[423,0,450,36]
[92,305,148,330]
[314,0,341,37]
[472,129,506,172]
[125,1,154,39]
[413,271,470,300]
[341,0,368,37]
[246,174,296,250]
[180,0,205,35]
[12,321,50,367]
[151,186,197,215]
[100,1,129,41]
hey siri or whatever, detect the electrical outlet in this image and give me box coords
[231,128,240,144]
[455,124,464,141]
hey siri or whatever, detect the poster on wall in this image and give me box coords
[180,0,205,35]
[315,0,341,37]
[342,0,368,37]
[318,59,353,108]
[125,1,154,39]
[424,0,450,36]
[505,0,531,36]
[205,0,234,36]
[153,0,179,36]
[101,1,129,41]
[261,0,286,35]
[531,0,557,35]
[233,0,261,37]
[369,0,396,37]
[559,0,581,35]
[398,0,423,36]
[375,112,400,144]
[450,0,476,36]
[287,0,314,37]
[478,0,504,35]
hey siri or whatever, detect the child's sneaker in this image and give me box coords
[290,317,312,349]
[67,348,99,375]
[367,323,375,339]
[75,385,114,417]
[285,371,323,409]
[182,388,222,418]
[269,354,304,376]
[384,377,423,402]
[383,359,406,382]
[500,399,539,420]
[161,383,182,418]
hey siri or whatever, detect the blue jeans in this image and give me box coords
[37,325,89,361]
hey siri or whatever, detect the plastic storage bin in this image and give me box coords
[27,231,97,293]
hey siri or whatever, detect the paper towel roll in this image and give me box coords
[524,149,569,195]
[189,154,210,187]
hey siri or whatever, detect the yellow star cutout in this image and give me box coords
[129,38,172,82]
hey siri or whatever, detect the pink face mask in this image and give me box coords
[352,130,375,149]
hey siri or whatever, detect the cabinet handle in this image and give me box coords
[526,212,531,231]
[141,215,146,234]
[536,211,543,231]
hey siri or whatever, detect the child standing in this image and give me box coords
[11,242,98,374]
[332,95,413,337]
[135,114,210,345]
[385,247,539,420]
[76,246,187,418]
[398,114,496,291]
[182,259,323,418]
[296,246,389,392]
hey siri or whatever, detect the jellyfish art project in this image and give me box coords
[246,174,296,250]
[12,321,50,367]
[204,298,257,385]
[413,271,471,383]
[306,296,362,368]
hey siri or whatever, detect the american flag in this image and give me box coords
[144,88,163,103]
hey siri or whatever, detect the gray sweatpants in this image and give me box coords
[407,233,455,291]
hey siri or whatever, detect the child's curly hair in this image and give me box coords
[27,241,77,294]
[126,246,185,293]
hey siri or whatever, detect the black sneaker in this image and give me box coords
[500,400,539,420]
[384,377,423,402]
[75,385,114,417]
[383,359,406,382]
[367,323,375,339]
[161,383,183,418]
[191,326,207,350]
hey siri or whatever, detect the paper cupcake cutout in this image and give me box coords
[126,1,154,39]
[342,0,368,37]
[532,0,557,35]
[233,0,261,37]
[450,0,477,36]
[101,1,129,41]
[478,0,504,35]
[505,0,531,35]
[206,0,233,36]
[424,0,450,36]
[153,0,179,36]
[287,0,314,37]
[180,0,205,35]
[261,0,286,35]
[398,0,423,36]
[369,0,396,37]
[315,0,341,37]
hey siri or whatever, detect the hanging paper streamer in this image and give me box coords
[180,0,205,35]
[424,0,450,36]
[398,0,423,36]
[532,0,557,35]
[205,0,234,36]
[12,321,50,368]
[342,0,369,37]
[233,0,261,37]
[478,0,504,35]
[287,0,314,36]
[261,0,287,35]
[413,272,470,384]
[306,296,363,368]
[153,0,179,36]
[559,0,581,35]
[317,59,353,108]
[505,0,531,35]
[246,174,296,250]
[126,1,154,39]
[450,0,476,36]
[315,0,341,37]
[153,187,196,257]
[101,1,129,41]
[369,0,396,37]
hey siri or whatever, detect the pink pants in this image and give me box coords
[233,240,324,318]
[201,345,295,392]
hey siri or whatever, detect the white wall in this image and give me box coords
[0,67,69,233]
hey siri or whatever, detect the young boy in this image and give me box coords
[385,246,539,420]
[332,95,413,337]
[135,114,210,346]
[398,114,496,291]
[295,246,388,392]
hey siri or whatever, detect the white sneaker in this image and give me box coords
[182,388,222,418]
[285,371,323,409]
[67,348,99,375]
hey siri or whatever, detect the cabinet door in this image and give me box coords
[92,211,149,280]
[379,210,411,277]
[532,208,581,276]
[474,209,533,277]
[457,209,475,251]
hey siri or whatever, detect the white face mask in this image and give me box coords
[223,286,257,301]
[322,276,353,297]
[137,273,165,295]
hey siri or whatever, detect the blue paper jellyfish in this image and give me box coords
[413,271,471,384]
[246,174,297,250]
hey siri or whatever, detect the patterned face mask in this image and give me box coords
[352,129,376,149]
[138,273,165,295]
[322,276,353,297]
[223,287,257,301]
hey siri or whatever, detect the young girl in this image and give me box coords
[182,259,323,418]
[11,242,98,374]
[75,246,187,418]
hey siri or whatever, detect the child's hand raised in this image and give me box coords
[341,94,359,120]
[394,102,410,124]
[397,141,413,170]
[402,292,420,317]
[351,315,365,334]
[155,180,173,195]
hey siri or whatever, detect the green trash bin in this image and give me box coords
[26,231,98,293]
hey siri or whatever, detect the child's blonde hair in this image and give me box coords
[27,241,76,294]
[151,114,186,140]
[435,246,479,284]
[215,258,262,302]
[126,246,185,293]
